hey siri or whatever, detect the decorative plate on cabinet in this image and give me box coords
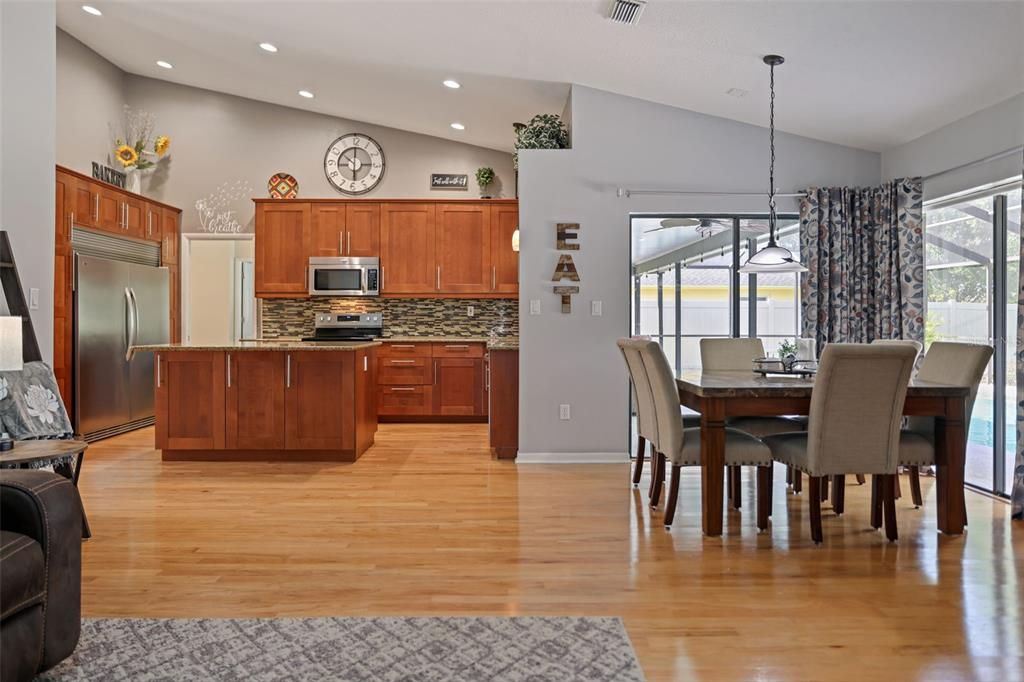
[268,173,299,199]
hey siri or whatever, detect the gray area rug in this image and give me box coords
[40,616,645,681]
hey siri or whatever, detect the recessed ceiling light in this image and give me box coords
[156,60,173,69]
[450,122,465,130]
[298,90,314,99]
[82,5,102,16]
[443,79,461,89]
[259,42,278,53]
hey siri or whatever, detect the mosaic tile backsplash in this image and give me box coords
[260,298,519,339]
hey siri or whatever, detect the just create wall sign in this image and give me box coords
[551,223,580,313]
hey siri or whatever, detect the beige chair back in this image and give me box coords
[700,337,766,371]
[871,338,923,365]
[805,343,918,475]
[617,338,659,445]
[906,342,993,435]
[636,339,686,463]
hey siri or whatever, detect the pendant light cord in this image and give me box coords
[767,60,777,247]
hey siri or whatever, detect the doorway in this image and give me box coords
[181,234,256,345]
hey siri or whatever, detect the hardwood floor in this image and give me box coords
[79,425,1022,681]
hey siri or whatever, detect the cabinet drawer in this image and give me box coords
[379,342,433,358]
[378,356,432,385]
[431,342,485,358]
[378,385,433,416]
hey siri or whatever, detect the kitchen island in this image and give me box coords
[135,342,379,462]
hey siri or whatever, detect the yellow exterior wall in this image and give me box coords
[638,285,797,302]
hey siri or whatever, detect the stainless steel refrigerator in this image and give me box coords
[75,254,169,440]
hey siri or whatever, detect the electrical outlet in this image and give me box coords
[559,404,571,420]
[29,288,39,310]
[591,300,602,316]
[530,300,542,315]
[467,305,475,317]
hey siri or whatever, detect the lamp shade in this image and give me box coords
[738,245,807,273]
[0,317,23,371]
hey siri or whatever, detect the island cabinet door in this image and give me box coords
[433,357,485,416]
[284,351,355,450]
[226,352,286,450]
[155,351,225,450]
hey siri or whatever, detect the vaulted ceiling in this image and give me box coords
[57,1,1024,153]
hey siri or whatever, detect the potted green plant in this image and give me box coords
[476,167,496,198]
[513,114,569,169]
[777,339,799,371]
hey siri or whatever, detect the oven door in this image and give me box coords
[309,265,367,296]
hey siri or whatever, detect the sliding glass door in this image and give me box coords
[924,182,1021,496]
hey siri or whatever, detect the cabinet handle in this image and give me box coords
[94,194,99,221]
[485,354,491,391]
[434,360,438,385]
[148,211,152,236]
[492,266,496,291]
[391,387,415,392]
[347,231,351,255]
[156,354,161,387]
[390,344,415,349]
[436,266,440,291]
[445,344,469,349]
[286,354,291,387]
[339,231,344,255]
[390,359,416,364]
[226,353,232,388]
[363,355,368,372]
[69,212,75,242]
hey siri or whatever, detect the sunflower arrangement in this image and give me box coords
[109,105,170,171]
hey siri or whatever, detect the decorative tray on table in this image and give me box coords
[752,357,818,377]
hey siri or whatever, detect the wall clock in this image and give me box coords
[324,133,386,195]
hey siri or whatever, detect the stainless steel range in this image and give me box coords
[302,313,383,343]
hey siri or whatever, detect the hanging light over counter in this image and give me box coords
[739,55,807,274]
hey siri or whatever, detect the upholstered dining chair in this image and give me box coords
[700,338,804,507]
[761,343,918,543]
[618,338,660,493]
[897,341,992,513]
[636,339,774,529]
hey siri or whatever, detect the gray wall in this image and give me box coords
[55,31,515,234]
[517,85,880,459]
[881,93,1024,201]
[1,0,56,363]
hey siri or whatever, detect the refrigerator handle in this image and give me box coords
[125,287,139,361]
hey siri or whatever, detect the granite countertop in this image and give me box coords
[382,336,493,343]
[134,341,381,352]
[486,339,519,350]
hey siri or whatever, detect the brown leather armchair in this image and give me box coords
[1,469,82,681]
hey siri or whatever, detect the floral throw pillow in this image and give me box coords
[0,361,73,440]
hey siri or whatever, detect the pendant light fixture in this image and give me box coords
[739,55,807,274]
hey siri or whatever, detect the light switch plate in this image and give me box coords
[29,288,39,310]
[467,305,475,317]
[530,300,541,315]
[591,300,602,316]
[559,404,571,420]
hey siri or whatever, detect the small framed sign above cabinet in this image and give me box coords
[430,174,468,190]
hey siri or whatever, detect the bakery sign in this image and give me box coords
[430,173,468,189]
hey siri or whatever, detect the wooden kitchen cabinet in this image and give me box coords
[123,195,146,239]
[488,349,519,459]
[380,203,436,294]
[226,351,286,450]
[145,205,163,242]
[161,208,179,263]
[155,351,226,450]
[378,385,433,416]
[435,203,491,294]
[346,203,381,257]
[284,351,355,450]
[433,357,486,416]
[491,204,519,294]
[354,347,378,454]
[68,175,99,229]
[311,203,345,256]
[95,186,124,233]
[255,202,311,297]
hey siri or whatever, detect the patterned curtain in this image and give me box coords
[799,178,925,349]
[1015,234,1024,519]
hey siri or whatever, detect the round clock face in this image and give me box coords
[324,134,386,195]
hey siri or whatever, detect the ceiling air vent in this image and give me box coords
[607,0,646,25]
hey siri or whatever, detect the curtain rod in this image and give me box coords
[616,188,808,198]
[921,145,1023,183]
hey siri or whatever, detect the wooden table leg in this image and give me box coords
[935,396,967,535]
[700,398,726,537]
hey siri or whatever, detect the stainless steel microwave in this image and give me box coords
[308,257,380,296]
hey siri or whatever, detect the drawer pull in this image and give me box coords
[390,344,416,349]
[390,359,417,365]
[390,387,416,392]
[445,344,469,349]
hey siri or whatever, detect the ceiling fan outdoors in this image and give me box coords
[645,218,769,238]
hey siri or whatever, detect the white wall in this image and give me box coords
[881,94,1024,201]
[517,85,880,460]
[185,237,253,345]
[1,0,56,363]
[56,31,516,235]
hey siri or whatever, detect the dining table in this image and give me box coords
[676,370,971,537]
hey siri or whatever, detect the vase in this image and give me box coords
[125,170,141,194]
